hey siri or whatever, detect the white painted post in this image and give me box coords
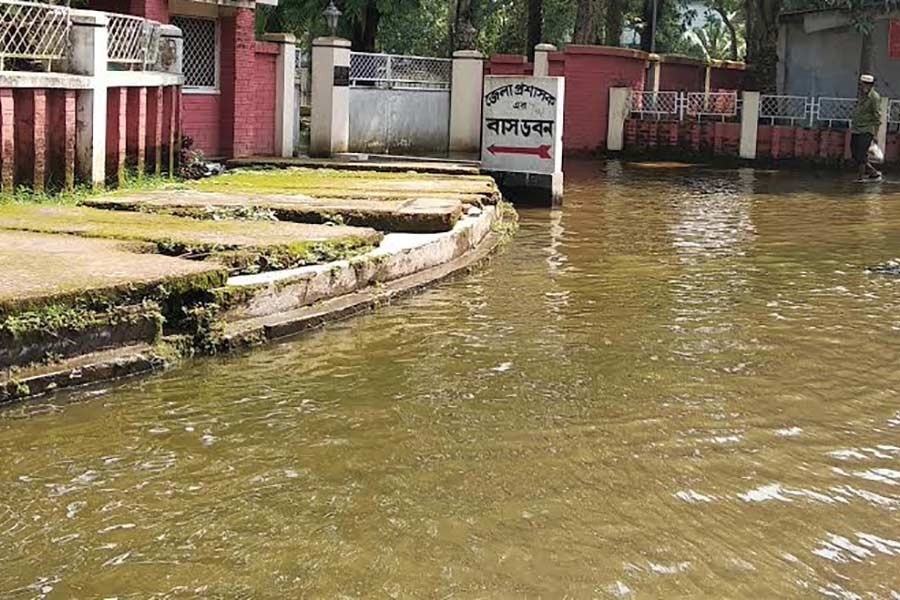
[740,91,760,160]
[647,53,661,93]
[607,87,630,152]
[263,33,297,157]
[878,96,890,152]
[155,24,183,75]
[69,9,108,188]
[449,49,484,156]
[704,62,713,93]
[310,37,351,157]
[533,43,556,77]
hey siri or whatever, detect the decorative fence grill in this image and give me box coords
[0,0,70,69]
[349,52,451,90]
[296,47,310,106]
[629,91,679,118]
[759,94,810,125]
[685,91,738,119]
[107,12,160,67]
[632,90,900,129]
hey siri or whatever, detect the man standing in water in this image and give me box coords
[850,74,883,182]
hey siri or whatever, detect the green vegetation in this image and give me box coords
[0,204,381,276]
[0,173,181,207]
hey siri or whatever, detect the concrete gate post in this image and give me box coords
[449,49,484,156]
[740,91,760,160]
[263,33,297,157]
[69,9,109,188]
[533,43,556,77]
[607,87,630,152]
[878,96,890,153]
[310,37,351,157]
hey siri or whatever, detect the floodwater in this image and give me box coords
[3,161,900,599]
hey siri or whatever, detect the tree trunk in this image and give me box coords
[450,0,477,51]
[527,0,543,59]
[713,0,739,60]
[350,0,380,52]
[859,22,874,77]
[604,0,625,45]
[745,0,781,91]
[640,0,661,53]
[573,0,601,44]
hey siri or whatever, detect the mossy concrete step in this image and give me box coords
[0,306,160,370]
[0,230,226,314]
[0,342,161,405]
[0,205,382,275]
[186,168,502,205]
[89,191,464,233]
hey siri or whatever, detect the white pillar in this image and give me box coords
[449,49,484,156]
[155,24,183,75]
[878,96,890,152]
[69,10,108,188]
[607,87,630,152]
[310,37,350,157]
[264,33,297,157]
[704,63,713,93]
[740,91,760,160]
[647,53,661,92]
[533,43,556,77]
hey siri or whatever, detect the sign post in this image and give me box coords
[481,75,564,205]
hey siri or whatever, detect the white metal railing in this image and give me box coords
[815,97,857,127]
[349,52,451,90]
[107,12,160,67]
[0,0,70,70]
[295,46,310,107]
[685,91,739,120]
[760,94,811,125]
[630,90,680,119]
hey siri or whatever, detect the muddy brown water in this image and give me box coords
[3,161,900,598]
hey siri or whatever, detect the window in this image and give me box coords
[172,15,218,91]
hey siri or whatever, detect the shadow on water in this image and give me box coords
[2,160,900,598]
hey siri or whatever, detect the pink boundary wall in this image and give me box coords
[485,46,745,153]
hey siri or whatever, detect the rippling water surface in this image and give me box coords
[3,161,900,598]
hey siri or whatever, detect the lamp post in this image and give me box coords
[323,0,341,37]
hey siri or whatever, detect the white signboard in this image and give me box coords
[481,76,564,175]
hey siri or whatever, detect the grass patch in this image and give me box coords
[0,172,183,206]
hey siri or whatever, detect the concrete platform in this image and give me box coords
[87,191,465,234]
[0,230,225,312]
[189,168,502,206]
[0,205,382,274]
[227,156,481,176]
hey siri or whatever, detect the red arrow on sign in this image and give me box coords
[487,144,552,159]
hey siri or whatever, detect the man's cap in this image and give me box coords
[860,74,875,83]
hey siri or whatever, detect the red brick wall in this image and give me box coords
[625,119,741,156]
[658,61,705,91]
[183,95,222,157]
[250,43,278,156]
[561,46,647,152]
[486,46,649,152]
[709,66,746,91]
[219,8,259,157]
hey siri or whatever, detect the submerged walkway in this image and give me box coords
[0,165,513,404]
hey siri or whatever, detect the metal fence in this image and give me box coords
[759,94,810,125]
[349,52,451,90]
[296,47,310,107]
[107,12,160,67]
[630,91,680,119]
[0,0,70,70]
[815,97,857,127]
[685,91,738,119]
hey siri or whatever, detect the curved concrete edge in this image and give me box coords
[0,207,516,407]
[223,206,499,321]
[219,218,511,349]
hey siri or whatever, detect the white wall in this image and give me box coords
[349,88,450,155]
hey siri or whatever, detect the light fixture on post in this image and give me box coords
[323,0,341,37]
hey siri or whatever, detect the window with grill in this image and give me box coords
[172,16,218,91]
